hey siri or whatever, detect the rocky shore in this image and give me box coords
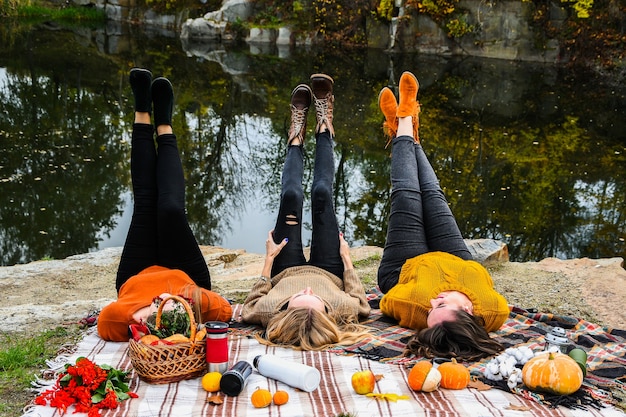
[1,242,625,335]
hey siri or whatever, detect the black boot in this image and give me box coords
[129,68,152,113]
[151,77,174,127]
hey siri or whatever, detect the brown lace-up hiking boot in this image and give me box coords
[288,84,312,146]
[378,87,398,148]
[397,71,421,143]
[310,74,335,137]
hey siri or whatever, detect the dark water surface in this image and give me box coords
[1,21,625,266]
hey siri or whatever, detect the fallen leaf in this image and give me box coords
[374,374,384,382]
[506,403,531,411]
[207,394,224,405]
[365,393,410,402]
[468,378,492,391]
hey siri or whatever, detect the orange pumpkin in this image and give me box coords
[407,360,441,392]
[273,390,289,406]
[438,358,470,390]
[251,388,272,408]
[522,352,583,395]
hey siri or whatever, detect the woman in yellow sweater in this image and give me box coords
[97,69,231,342]
[376,72,509,361]
[242,75,371,350]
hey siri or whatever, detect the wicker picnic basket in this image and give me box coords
[128,295,206,384]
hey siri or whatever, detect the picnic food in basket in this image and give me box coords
[128,295,208,384]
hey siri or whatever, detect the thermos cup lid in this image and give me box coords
[205,321,229,333]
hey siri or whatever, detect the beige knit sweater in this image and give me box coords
[241,265,371,326]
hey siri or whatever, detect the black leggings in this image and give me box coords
[115,123,210,292]
[270,131,344,279]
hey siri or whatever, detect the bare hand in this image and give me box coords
[339,232,354,270]
[265,230,288,259]
[339,232,350,258]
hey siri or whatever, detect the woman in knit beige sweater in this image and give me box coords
[242,75,371,350]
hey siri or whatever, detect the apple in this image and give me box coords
[351,370,376,395]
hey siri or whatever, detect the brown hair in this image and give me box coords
[256,307,372,351]
[405,310,504,361]
[179,284,206,324]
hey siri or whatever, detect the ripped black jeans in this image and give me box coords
[270,131,343,279]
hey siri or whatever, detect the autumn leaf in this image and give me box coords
[207,394,224,405]
[374,374,384,382]
[365,393,410,402]
[468,378,492,391]
[506,403,531,411]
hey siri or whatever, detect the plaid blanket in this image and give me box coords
[23,292,626,417]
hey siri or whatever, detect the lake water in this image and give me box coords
[1,21,625,266]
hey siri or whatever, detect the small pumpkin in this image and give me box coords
[273,390,289,406]
[251,388,272,408]
[407,360,441,392]
[438,358,470,390]
[521,351,583,395]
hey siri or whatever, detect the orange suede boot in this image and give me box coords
[396,71,421,143]
[378,87,398,148]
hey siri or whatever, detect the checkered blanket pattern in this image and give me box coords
[22,289,626,417]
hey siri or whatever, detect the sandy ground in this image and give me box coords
[1,245,625,335]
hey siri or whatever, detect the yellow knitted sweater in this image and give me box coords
[380,252,509,332]
[242,265,371,327]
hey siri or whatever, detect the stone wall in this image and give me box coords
[81,0,567,63]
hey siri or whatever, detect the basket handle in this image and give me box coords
[155,294,198,341]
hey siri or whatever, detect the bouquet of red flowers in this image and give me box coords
[34,356,138,417]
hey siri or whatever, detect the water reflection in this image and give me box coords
[0,22,624,266]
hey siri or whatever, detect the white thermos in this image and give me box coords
[253,354,321,392]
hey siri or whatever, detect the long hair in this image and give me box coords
[179,284,206,325]
[257,307,372,351]
[405,310,504,361]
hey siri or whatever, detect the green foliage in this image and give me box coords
[408,0,456,19]
[144,0,178,12]
[446,16,474,38]
[376,0,395,21]
[529,0,624,69]
[0,327,84,415]
[0,0,27,17]
[3,2,106,22]
[406,0,475,39]
[146,299,192,338]
[562,0,594,18]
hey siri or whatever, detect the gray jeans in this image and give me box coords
[377,135,472,293]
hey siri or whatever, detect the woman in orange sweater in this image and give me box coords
[376,72,509,361]
[97,69,231,342]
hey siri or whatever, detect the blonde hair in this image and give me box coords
[256,307,372,351]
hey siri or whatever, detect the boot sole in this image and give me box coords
[400,71,420,92]
[291,83,312,105]
[309,73,334,84]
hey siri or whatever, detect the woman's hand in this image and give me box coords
[261,230,287,278]
[265,230,287,259]
[339,232,354,270]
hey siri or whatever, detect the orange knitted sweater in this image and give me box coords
[380,252,509,332]
[97,266,232,341]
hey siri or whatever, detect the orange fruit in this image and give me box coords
[164,333,190,343]
[201,372,222,392]
[251,388,272,408]
[139,334,159,344]
[273,390,289,405]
